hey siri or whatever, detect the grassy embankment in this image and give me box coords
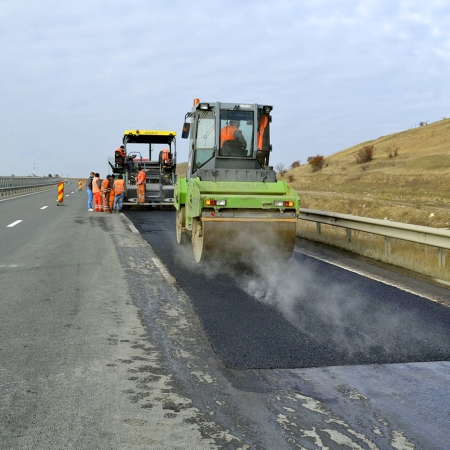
[284,118,450,282]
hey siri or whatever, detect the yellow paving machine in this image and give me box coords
[109,130,177,207]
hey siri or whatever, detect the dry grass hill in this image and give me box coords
[285,117,450,229]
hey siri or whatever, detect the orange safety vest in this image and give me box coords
[116,147,125,158]
[101,178,111,193]
[114,179,125,194]
[161,149,170,161]
[220,125,238,146]
[137,170,146,184]
[258,115,269,150]
[92,177,101,193]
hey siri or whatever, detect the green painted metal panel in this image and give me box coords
[184,177,299,217]
[174,177,187,210]
[193,178,292,195]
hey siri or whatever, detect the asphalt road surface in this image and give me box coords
[126,210,450,370]
[1,186,450,449]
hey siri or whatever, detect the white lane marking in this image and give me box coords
[40,206,48,209]
[294,248,449,306]
[7,220,23,227]
[152,257,175,284]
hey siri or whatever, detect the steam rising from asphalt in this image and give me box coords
[235,244,424,358]
[175,226,447,361]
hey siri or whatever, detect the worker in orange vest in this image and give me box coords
[101,175,112,213]
[109,175,115,211]
[220,119,247,156]
[116,145,125,158]
[115,145,126,169]
[92,173,103,212]
[136,166,146,204]
[113,174,125,212]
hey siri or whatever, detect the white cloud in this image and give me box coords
[0,0,449,175]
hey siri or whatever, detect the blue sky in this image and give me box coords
[1,0,449,177]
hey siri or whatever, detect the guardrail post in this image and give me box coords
[438,248,446,268]
[346,228,352,242]
[316,223,322,235]
[385,237,391,256]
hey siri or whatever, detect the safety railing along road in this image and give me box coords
[298,208,450,268]
[0,176,62,199]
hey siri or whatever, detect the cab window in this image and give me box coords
[193,111,215,171]
[219,110,254,157]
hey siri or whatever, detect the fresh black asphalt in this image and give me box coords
[125,210,450,370]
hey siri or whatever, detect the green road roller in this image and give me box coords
[174,100,300,263]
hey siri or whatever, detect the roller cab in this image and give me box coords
[175,100,299,263]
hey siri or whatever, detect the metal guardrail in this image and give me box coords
[298,208,450,268]
[0,176,61,199]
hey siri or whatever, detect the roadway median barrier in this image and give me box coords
[0,176,60,199]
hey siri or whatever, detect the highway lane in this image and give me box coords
[0,186,64,256]
[0,187,230,449]
[1,188,450,449]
